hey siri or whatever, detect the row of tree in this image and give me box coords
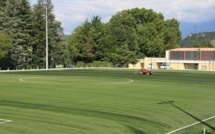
[0,0,63,69]
[67,8,182,66]
[0,0,182,69]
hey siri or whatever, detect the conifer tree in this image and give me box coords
[15,0,34,69]
[46,0,64,68]
[32,0,46,68]
[0,0,21,69]
[32,0,64,68]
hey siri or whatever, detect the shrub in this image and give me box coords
[76,61,85,67]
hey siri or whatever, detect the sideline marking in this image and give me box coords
[19,77,50,84]
[102,79,134,84]
[166,116,215,134]
[0,119,12,124]
[19,77,134,85]
[19,77,73,84]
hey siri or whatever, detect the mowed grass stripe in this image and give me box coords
[0,69,215,134]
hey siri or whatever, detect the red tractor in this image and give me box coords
[139,68,152,75]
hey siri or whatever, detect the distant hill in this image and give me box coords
[179,31,215,47]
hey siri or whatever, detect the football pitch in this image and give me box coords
[0,68,215,134]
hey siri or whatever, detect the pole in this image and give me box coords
[213,49,214,71]
[45,0,48,70]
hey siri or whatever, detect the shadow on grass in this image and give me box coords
[125,125,145,134]
[0,100,164,134]
[158,101,215,131]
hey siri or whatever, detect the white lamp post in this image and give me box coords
[45,0,48,70]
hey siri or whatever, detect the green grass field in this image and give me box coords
[0,68,215,134]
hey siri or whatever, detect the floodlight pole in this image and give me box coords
[45,0,48,70]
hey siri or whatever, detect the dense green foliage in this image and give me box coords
[0,1,181,69]
[0,32,12,59]
[0,69,215,134]
[0,0,63,70]
[68,8,182,66]
[180,32,215,48]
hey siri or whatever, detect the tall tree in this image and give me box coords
[131,8,167,57]
[0,0,64,69]
[14,0,34,69]
[105,10,138,65]
[91,16,104,61]
[32,0,46,68]
[0,0,22,69]
[68,20,95,63]
[32,0,64,68]
[164,18,181,50]
[68,8,182,66]
[46,0,64,68]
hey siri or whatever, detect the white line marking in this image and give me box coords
[166,116,215,134]
[0,119,12,124]
[19,77,134,85]
[19,77,71,84]
[102,79,134,84]
[19,77,48,83]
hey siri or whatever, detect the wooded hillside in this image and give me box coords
[180,32,215,47]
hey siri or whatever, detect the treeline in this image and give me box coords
[0,0,182,70]
[0,0,63,70]
[67,8,182,67]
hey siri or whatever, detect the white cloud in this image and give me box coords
[159,0,215,23]
[30,0,215,34]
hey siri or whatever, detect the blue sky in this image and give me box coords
[29,0,215,39]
